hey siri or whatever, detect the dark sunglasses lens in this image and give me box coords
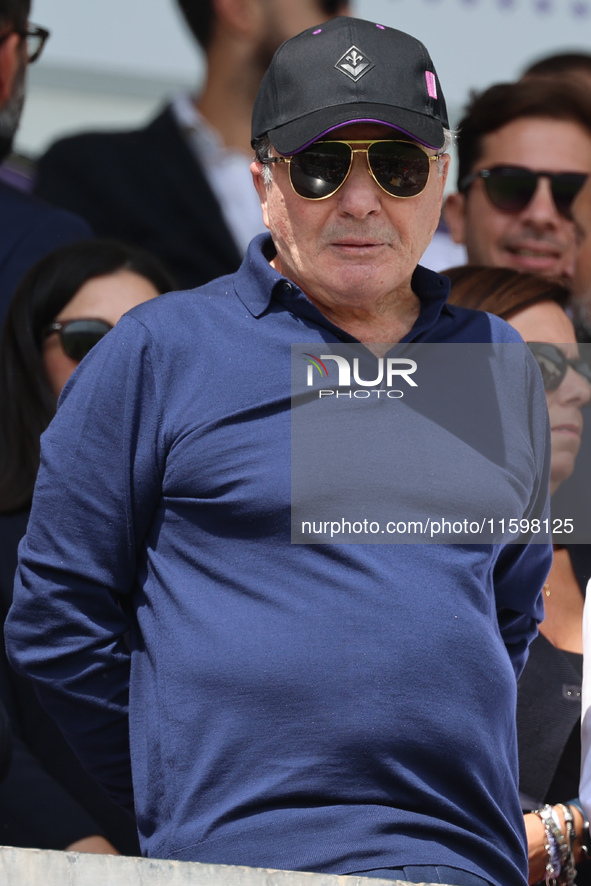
[289,143,352,199]
[550,174,587,217]
[368,142,431,197]
[27,34,41,61]
[528,343,566,391]
[484,169,587,217]
[61,320,111,361]
[484,171,536,213]
[573,357,591,387]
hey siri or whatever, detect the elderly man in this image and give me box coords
[0,0,91,324]
[6,18,551,886]
[444,78,591,282]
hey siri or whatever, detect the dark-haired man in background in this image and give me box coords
[0,0,91,325]
[34,0,350,290]
[522,50,591,85]
[521,50,591,340]
[444,76,591,541]
[444,78,591,283]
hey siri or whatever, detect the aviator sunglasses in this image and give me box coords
[43,318,113,361]
[459,166,587,218]
[527,342,591,393]
[262,140,440,200]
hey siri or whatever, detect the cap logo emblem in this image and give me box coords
[335,46,374,82]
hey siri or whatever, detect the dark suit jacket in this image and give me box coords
[0,181,92,328]
[34,105,243,291]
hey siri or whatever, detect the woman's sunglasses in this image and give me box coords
[262,140,440,200]
[43,318,113,361]
[527,342,591,393]
[459,166,587,218]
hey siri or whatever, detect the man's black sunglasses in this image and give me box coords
[459,166,587,218]
[527,342,591,393]
[0,24,50,64]
[43,318,113,362]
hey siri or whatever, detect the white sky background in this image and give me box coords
[30,0,199,81]
[18,0,591,156]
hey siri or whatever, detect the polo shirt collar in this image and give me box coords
[234,234,283,317]
[235,233,453,341]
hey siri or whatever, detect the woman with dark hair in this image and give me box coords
[444,265,570,322]
[447,265,591,885]
[0,238,174,512]
[0,239,174,854]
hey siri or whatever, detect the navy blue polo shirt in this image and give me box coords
[6,234,551,886]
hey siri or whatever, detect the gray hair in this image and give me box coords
[253,128,456,187]
[253,135,274,186]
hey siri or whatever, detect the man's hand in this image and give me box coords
[65,835,120,855]
[525,805,586,885]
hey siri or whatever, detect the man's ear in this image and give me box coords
[435,153,450,201]
[251,160,270,229]
[443,191,468,246]
[0,33,20,109]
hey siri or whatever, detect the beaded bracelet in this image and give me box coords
[579,816,591,860]
[535,804,564,883]
[557,804,577,885]
[533,804,577,885]
[565,799,591,860]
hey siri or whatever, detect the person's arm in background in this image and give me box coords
[493,346,553,680]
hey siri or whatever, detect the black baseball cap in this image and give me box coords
[251,16,449,154]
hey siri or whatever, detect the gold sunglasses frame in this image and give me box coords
[261,140,441,201]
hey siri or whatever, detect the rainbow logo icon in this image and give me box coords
[303,353,328,378]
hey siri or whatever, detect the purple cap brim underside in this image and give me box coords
[283,118,441,154]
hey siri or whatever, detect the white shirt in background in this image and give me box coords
[171,94,267,258]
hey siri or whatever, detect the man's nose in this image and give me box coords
[561,364,591,407]
[521,176,566,228]
[336,153,383,217]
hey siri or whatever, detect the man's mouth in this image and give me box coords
[505,244,561,259]
[551,423,581,437]
[502,241,564,273]
[332,239,384,248]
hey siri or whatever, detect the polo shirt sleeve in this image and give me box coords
[493,542,550,681]
[5,314,164,813]
[493,347,553,681]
